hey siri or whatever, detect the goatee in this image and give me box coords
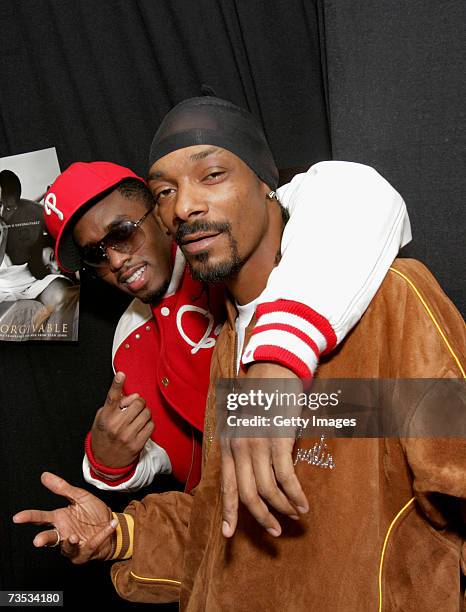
[176,220,244,283]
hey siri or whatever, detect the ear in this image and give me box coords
[258,178,273,199]
[0,170,22,206]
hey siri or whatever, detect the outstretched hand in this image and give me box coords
[13,472,117,564]
[221,362,309,538]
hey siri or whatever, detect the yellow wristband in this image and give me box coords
[110,512,134,560]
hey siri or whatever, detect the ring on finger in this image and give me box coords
[46,528,61,548]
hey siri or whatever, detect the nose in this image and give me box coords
[106,247,131,272]
[173,182,208,227]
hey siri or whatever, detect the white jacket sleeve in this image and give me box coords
[241,161,411,379]
[82,439,172,493]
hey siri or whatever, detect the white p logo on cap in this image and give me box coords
[44,192,64,221]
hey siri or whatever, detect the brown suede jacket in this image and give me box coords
[110,259,466,611]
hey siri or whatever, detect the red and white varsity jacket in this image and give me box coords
[83,161,411,492]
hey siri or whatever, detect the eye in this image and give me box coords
[203,170,226,182]
[154,187,176,203]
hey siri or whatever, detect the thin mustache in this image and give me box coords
[175,221,231,245]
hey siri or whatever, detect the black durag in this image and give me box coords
[148,96,279,190]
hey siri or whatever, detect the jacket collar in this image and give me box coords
[225,292,238,330]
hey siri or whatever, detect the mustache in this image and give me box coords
[175,220,232,245]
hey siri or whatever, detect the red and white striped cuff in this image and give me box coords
[84,432,138,486]
[241,300,337,380]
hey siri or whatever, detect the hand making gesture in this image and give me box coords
[90,371,154,468]
[13,472,117,564]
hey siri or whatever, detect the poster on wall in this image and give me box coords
[0,147,79,341]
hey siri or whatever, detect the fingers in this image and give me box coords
[251,442,300,519]
[12,473,80,527]
[92,391,151,465]
[33,528,60,548]
[221,441,239,538]
[102,395,148,436]
[120,392,139,409]
[135,419,155,446]
[103,372,126,410]
[100,372,142,418]
[102,399,152,458]
[271,439,308,514]
[231,439,282,537]
[63,520,117,564]
[40,472,82,504]
[122,406,153,455]
[84,519,117,559]
[224,437,309,538]
[128,405,152,434]
[120,397,147,423]
[12,508,53,525]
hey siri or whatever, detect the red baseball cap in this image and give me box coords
[44,161,145,272]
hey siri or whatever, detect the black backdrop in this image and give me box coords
[0,1,464,609]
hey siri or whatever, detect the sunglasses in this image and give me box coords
[80,208,153,268]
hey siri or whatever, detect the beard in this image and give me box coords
[189,248,243,283]
[175,220,244,283]
[141,278,171,305]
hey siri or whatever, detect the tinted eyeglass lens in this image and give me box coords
[82,244,107,267]
[82,222,144,267]
[105,222,141,251]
